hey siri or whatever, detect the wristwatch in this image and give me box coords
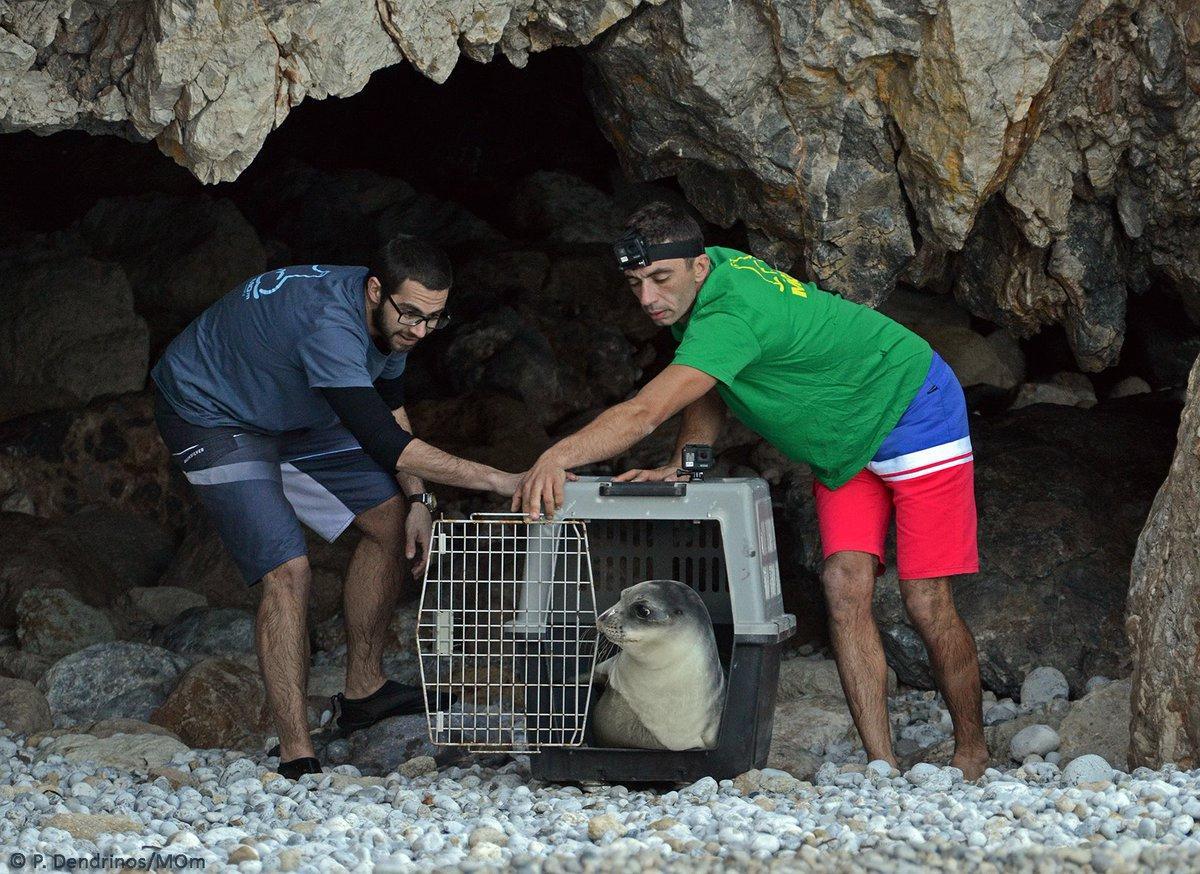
[406,492,437,513]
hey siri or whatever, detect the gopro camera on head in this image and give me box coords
[678,443,715,481]
[612,228,650,270]
[612,228,706,271]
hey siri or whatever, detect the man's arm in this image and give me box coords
[512,365,718,518]
[321,386,517,494]
[392,406,424,496]
[616,388,727,482]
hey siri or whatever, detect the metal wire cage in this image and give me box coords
[416,514,601,753]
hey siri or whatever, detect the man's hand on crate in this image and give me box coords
[613,465,689,483]
[512,454,579,520]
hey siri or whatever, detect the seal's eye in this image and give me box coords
[634,604,652,620]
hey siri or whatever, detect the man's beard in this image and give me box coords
[371,301,400,352]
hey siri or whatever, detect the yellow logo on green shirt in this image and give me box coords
[728,255,808,297]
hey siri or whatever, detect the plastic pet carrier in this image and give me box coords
[416,474,795,783]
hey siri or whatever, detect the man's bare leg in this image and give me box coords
[343,495,407,699]
[257,555,314,761]
[901,577,989,779]
[822,550,896,766]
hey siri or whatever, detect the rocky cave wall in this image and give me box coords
[4,0,1198,373]
[1,0,1199,767]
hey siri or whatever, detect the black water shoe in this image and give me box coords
[278,757,322,780]
[331,680,455,735]
[267,680,457,757]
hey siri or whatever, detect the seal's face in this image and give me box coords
[597,580,706,651]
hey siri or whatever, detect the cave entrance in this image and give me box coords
[0,44,1191,691]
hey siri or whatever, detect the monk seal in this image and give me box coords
[590,579,725,750]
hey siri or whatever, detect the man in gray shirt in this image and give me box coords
[152,237,517,779]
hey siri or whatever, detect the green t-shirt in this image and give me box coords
[670,247,933,489]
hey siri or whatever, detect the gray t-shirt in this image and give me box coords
[152,265,407,434]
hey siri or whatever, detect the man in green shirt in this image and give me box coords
[513,202,988,777]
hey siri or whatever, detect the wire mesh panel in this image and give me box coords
[417,514,599,753]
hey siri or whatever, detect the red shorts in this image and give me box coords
[813,461,979,580]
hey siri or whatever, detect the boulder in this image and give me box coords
[155,607,256,656]
[1061,753,1115,785]
[348,713,463,776]
[0,676,52,735]
[0,512,151,628]
[1019,666,1070,710]
[36,732,189,771]
[914,325,1025,390]
[1010,724,1060,761]
[123,587,209,627]
[150,657,272,750]
[15,588,115,660]
[506,171,622,244]
[80,194,266,320]
[1011,379,1097,411]
[1108,377,1151,400]
[1128,358,1200,769]
[240,163,502,266]
[1058,677,1132,769]
[42,813,145,842]
[865,398,1178,698]
[0,391,186,530]
[37,641,189,726]
[53,507,176,591]
[157,521,260,612]
[1,650,54,685]
[0,236,148,422]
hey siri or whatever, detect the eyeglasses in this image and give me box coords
[386,295,450,330]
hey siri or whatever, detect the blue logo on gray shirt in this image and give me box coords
[243,266,331,300]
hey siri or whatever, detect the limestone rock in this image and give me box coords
[0,676,52,736]
[916,325,1025,390]
[1058,677,1132,769]
[1,1,661,183]
[0,237,148,422]
[37,642,190,727]
[16,588,115,660]
[42,813,144,842]
[1127,354,1200,769]
[36,732,189,771]
[150,657,272,750]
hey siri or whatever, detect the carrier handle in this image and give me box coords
[598,482,687,498]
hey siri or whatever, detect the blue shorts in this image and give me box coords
[154,387,400,584]
[869,351,973,479]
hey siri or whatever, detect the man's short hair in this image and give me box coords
[624,202,704,247]
[373,236,452,294]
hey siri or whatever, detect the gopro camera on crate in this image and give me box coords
[678,443,715,481]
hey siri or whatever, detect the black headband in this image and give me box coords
[612,228,705,270]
